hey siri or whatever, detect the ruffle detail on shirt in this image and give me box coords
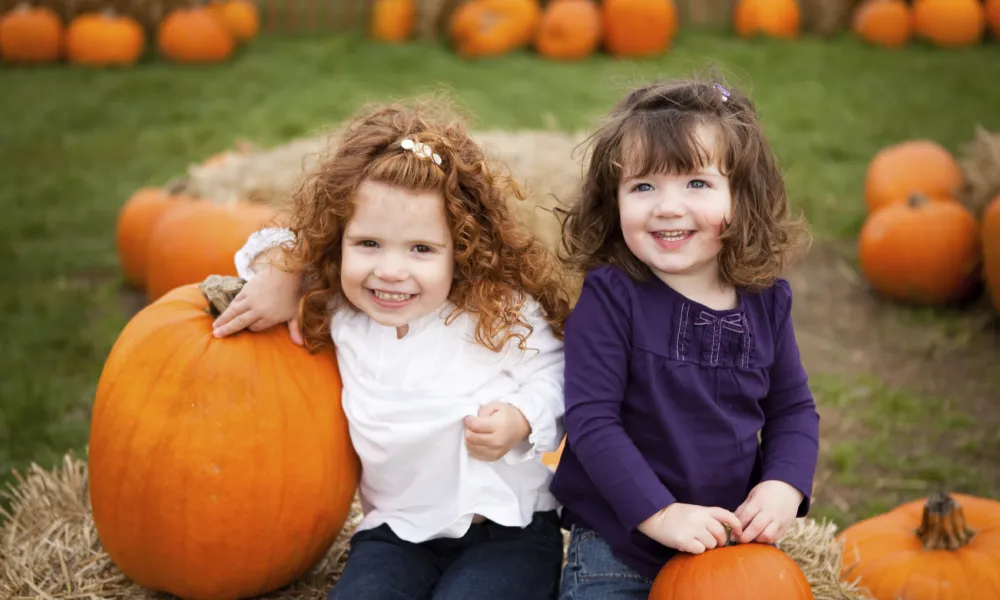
[677,304,755,369]
[234,227,296,281]
[500,392,554,464]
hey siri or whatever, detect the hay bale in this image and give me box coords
[958,126,1000,220]
[2,453,872,599]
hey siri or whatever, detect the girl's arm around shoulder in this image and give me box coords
[234,227,297,281]
[759,279,821,517]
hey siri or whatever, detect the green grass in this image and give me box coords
[2,30,999,510]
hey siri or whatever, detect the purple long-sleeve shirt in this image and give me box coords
[549,265,820,579]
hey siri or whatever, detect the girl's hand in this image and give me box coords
[212,267,304,342]
[463,402,531,462]
[734,480,804,544]
[638,503,743,555]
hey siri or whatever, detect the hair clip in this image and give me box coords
[400,138,443,166]
[714,83,730,103]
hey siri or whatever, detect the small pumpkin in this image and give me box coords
[0,3,63,64]
[157,5,235,63]
[89,276,360,600]
[541,436,565,469]
[864,140,964,213]
[115,188,197,290]
[371,0,415,42]
[911,0,984,48]
[535,0,602,60]
[66,9,145,66]
[601,0,678,58]
[983,197,1000,312]
[210,0,259,42]
[734,0,801,39]
[851,0,912,48]
[144,200,279,300]
[448,0,541,58]
[838,492,1000,600]
[650,539,813,599]
[858,194,981,306]
[987,0,1000,38]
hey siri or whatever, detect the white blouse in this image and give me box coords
[236,229,565,543]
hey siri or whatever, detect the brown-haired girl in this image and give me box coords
[212,99,570,600]
[550,77,821,599]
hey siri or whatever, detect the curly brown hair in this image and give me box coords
[273,97,571,353]
[557,77,810,291]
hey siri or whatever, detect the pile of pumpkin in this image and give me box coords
[852,0,1000,48]
[0,0,259,66]
[858,130,1000,313]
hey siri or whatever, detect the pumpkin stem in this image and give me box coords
[198,275,246,317]
[908,192,930,208]
[915,492,976,550]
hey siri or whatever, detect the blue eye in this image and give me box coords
[688,179,710,189]
[631,183,653,193]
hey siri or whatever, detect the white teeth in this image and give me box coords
[653,231,691,241]
[373,290,413,302]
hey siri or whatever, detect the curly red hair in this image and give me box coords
[274,98,571,353]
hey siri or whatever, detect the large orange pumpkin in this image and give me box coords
[864,140,964,213]
[157,5,235,63]
[858,194,981,306]
[851,0,912,48]
[144,200,279,300]
[983,197,1000,312]
[535,0,602,61]
[89,277,360,600]
[838,492,1000,600]
[650,541,813,599]
[734,0,801,39]
[601,0,678,58]
[115,188,198,290]
[911,0,984,48]
[66,9,145,66]
[986,0,1000,38]
[210,0,259,42]
[0,3,63,64]
[371,0,415,42]
[448,0,542,58]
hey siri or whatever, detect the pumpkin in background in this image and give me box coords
[89,276,360,600]
[601,0,678,58]
[864,140,963,213]
[144,200,279,300]
[0,3,63,64]
[541,436,565,469]
[734,0,801,39]
[210,0,259,43]
[983,197,1000,312]
[115,188,198,290]
[858,194,981,306]
[911,0,984,47]
[371,0,415,42]
[535,0,601,60]
[448,0,541,58]
[987,0,1000,38]
[650,541,813,599]
[838,492,1000,600]
[851,0,911,48]
[157,5,235,63]
[66,9,144,66]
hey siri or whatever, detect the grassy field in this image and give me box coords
[2,30,998,524]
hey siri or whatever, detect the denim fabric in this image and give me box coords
[328,511,564,600]
[558,525,653,600]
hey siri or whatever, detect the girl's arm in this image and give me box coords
[234,227,297,280]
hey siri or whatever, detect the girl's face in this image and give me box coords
[341,180,454,333]
[617,123,732,287]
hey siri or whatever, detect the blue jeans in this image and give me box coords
[328,511,563,600]
[558,525,652,600]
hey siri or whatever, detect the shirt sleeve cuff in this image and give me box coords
[234,228,296,281]
[500,393,560,465]
[759,471,814,517]
[620,486,677,533]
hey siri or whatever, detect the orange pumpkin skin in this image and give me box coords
[858,196,981,306]
[89,281,360,600]
[851,0,912,48]
[864,140,963,213]
[912,0,984,48]
[371,0,415,42]
[66,9,145,66]
[0,4,63,64]
[734,0,800,39]
[157,6,235,63]
[115,188,197,290]
[650,543,813,599]
[210,0,259,42]
[144,201,278,300]
[541,436,565,469]
[602,0,678,58]
[535,0,602,60]
[986,0,1000,38]
[838,493,1000,600]
[448,0,542,58]
[983,197,1000,312]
